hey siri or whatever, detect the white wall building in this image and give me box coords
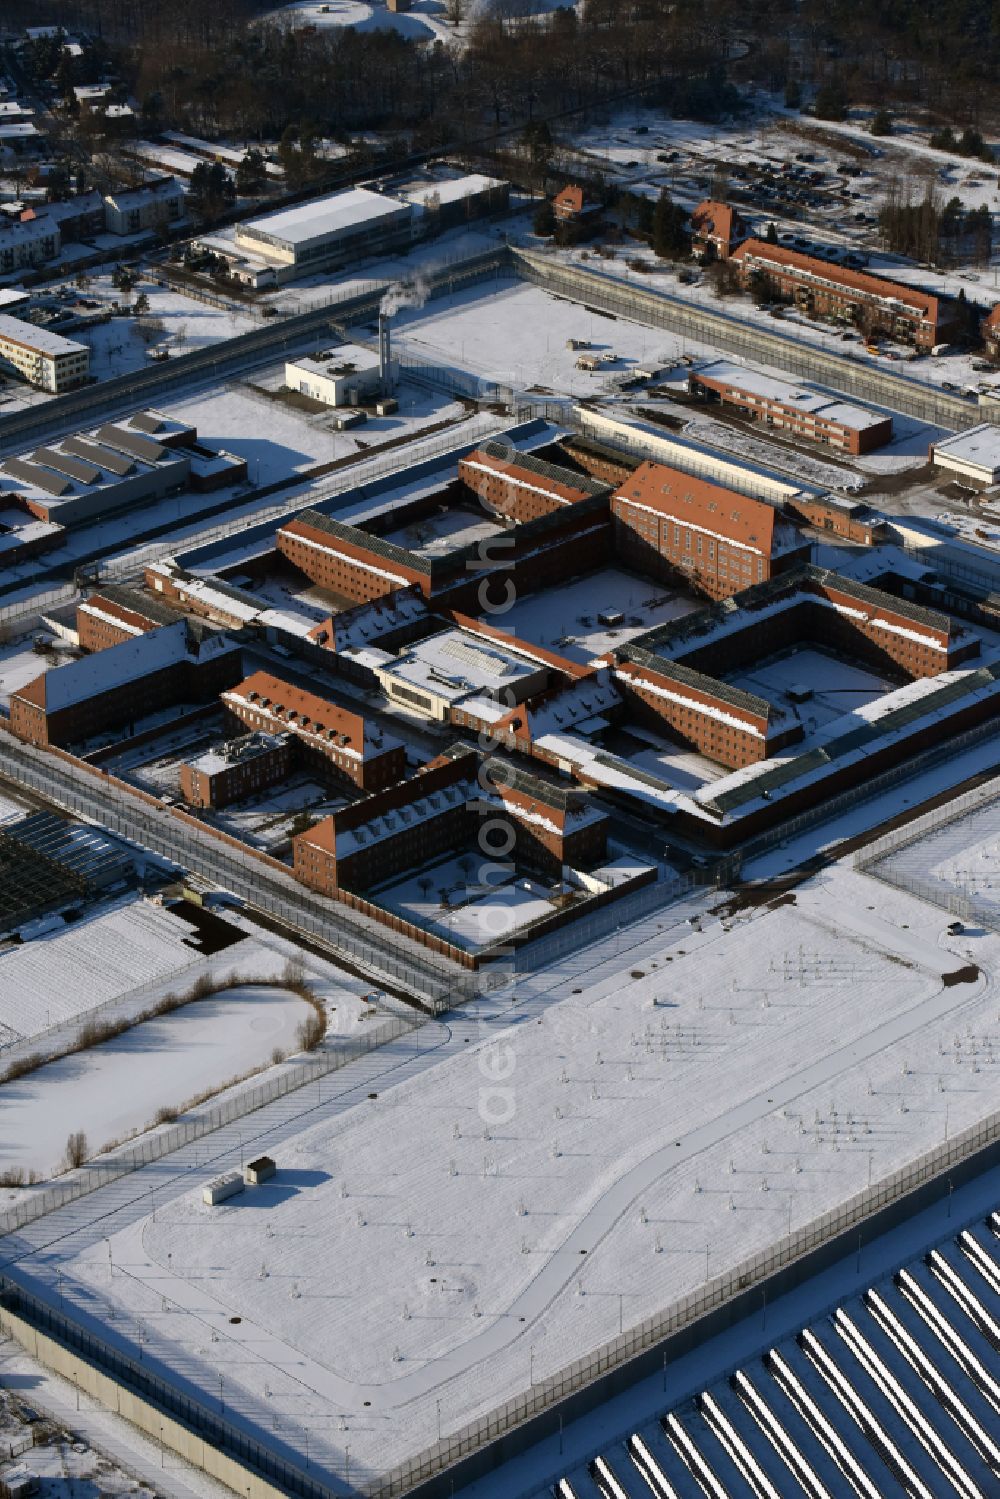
[284,344,391,407]
[233,186,414,278]
[930,424,1000,487]
[103,177,185,237]
[0,215,59,273]
[0,315,89,392]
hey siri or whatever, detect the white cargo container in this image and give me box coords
[203,1171,245,1206]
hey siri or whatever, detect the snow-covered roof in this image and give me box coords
[382,628,544,704]
[238,187,410,251]
[287,344,381,380]
[693,359,890,433]
[15,620,237,713]
[931,423,1000,475]
[0,314,86,359]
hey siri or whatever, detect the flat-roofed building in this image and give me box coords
[1,422,190,525]
[233,187,414,277]
[930,424,1000,487]
[180,731,292,809]
[222,670,404,790]
[284,344,388,407]
[690,360,893,455]
[611,460,811,600]
[370,627,549,723]
[0,314,88,392]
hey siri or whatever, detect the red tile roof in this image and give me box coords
[732,239,941,324]
[554,184,585,215]
[225,670,368,751]
[612,462,779,556]
[691,200,741,248]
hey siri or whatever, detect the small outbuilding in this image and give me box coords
[203,1171,245,1206]
[244,1155,276,1185]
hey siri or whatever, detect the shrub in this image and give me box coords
[296,1010,326,1053]
[154,1106,178,1125]
[65,1131,88,1169]
[2,1053,44,1083]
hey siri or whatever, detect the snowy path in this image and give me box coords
[47,921,981,1416]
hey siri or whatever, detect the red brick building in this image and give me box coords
[293,745,609,894]
[484,761,607,874]
[222,670,404,790]
[690,200,748,261]
[552,184,601,223]
[10,621,241,748]
[610,565,980,768]
[294,749,479,893]
[982,303,1000,361]
[277,513,416,606]
[459,442,610,524]
[76,584,181,653]
[689,361,893,456]
[610,461,811,600]
[731,240,954,349]
[179,731,292,809]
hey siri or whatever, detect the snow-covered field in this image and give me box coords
[874,788,1000,920]
[491,566,700,664]
[162,381,466,486]
[2,984,313,1178]
[29,850,1000,1487]
[391,281,680,399]
[263,0,455,43]
[0,898,215,1046]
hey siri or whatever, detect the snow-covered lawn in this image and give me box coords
[38,851,1000,1486]
[725,646,898,741]
[162,381,466,487]
[0,635,77,708]
[1,984,314,1178]
[391,281,678,399]
[493,566,701,665]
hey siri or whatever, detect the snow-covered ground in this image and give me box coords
[390,280,682,399]
[874,789,1000,922]
[28,843,1000,1487]
[0,635,78,709]
[2,984,314,1178]
[263,0,456,44]
[481,566,700,665]
[163,381,466,487]
[726,646,898,745]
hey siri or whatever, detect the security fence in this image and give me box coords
[0,1008,418,1239]
[511,247,998,433]
[3,1032,998,1499]
[96,411,505,584]
[0,586,78,629]
[0,732,473,1010]
[854,771,1000,932]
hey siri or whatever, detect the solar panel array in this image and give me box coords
[551,1209,1000,1499]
